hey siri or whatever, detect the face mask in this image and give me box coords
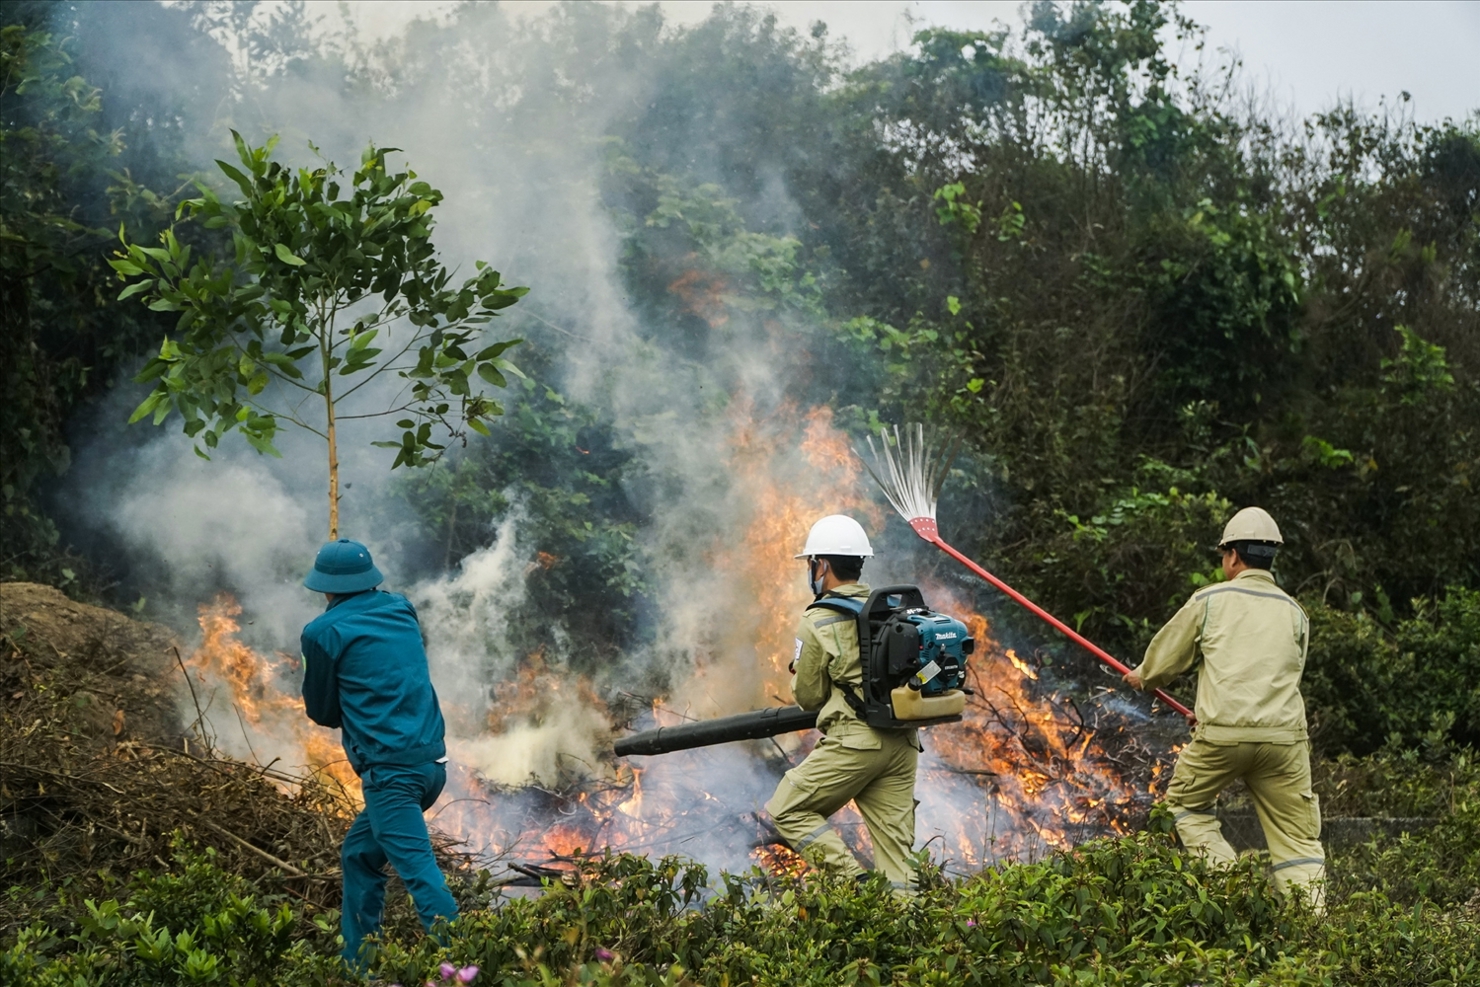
[808,559,826,596]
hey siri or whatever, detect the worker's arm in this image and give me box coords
[790,618,831,711]
[1130,595,1203,691]
[300,634,342,728]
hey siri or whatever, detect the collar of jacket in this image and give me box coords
[825,581,869,599]
[1231,569,1277,586]
[326,588,379,612]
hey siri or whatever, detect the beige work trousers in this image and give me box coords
[1165,737,1326,906]
[765,731,919,892]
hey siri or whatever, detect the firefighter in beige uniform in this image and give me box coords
[765,515,921,892]
[1124,507,1326,905]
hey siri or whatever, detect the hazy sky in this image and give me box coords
[339,0,1478,124]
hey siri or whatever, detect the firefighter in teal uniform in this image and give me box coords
[299,539,457,963]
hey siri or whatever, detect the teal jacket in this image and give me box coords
[300,590,447,773]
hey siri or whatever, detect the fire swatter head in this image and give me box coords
[860,424,960,540]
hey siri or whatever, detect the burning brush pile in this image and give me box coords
[28,411,1175,892]
[2,412,1181,906]
[433,609,1176,881]
[420,413,1179,878]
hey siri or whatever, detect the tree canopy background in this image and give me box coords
[2,0,1475,756]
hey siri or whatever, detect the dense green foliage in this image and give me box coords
[7,777,1478,985]
[395,365,646,669]
[0,7,180,586]
[3,843,337,985]
[1304,586,1480,753]
[809,4,1479,671]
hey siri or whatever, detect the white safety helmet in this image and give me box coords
[794,514,874,559]
[1219,507,1283,548]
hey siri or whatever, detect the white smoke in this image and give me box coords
[450,704,611,789]
[413,517,530,693]
[412,515,612,787]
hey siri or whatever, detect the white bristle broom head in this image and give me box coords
[860,423,960,524]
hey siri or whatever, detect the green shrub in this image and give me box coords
[1316,894,1480,987]
[1317,744,1478,818]
[371,824,1322,987]
[366,853,707,985]
[1,843,341,986]
[8,798,1480,987]
[687,832,1313,987]
[1328,757,1480,909]
[1015,481,1231,654]
[1304,587,1480,754]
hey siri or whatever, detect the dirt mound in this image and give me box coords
[1,582,182,748]
[0,583,354,923]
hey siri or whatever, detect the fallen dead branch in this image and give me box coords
[198,819,310,877]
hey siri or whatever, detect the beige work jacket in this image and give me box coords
[1136,569,1310,743]
[791,583,920,751]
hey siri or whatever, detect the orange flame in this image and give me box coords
[702,403,882,704]
[1006,648,1039,680]
[189,595,361,806]
[667,266,731,328]
[919,581,1144,864]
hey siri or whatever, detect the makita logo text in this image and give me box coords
[934,631,957,639]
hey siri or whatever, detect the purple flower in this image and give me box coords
[457,967,480,984]
[441,962,457,980]
[966,920,976,927]
[594,947,615,962]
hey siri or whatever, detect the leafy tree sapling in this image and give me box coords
[109,132,527,539]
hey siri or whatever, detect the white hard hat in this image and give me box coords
[794,514,874,558]
[1219,507,1283,547]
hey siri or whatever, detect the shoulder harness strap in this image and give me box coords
[805,595,865,630]
[805,594,865,616]
[805,595,871,719]
[835,681,869,719]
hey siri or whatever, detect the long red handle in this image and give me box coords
[909,518,1195,721]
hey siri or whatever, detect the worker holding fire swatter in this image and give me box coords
[854,430,1325,905]
[1124,508,1328,907]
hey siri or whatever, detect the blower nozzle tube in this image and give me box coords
[613,705,819,756]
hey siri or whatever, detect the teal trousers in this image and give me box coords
[341,761,458,963]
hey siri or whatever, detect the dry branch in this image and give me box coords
[198,819,308,877]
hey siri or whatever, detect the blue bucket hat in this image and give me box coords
[304,539,384,594]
